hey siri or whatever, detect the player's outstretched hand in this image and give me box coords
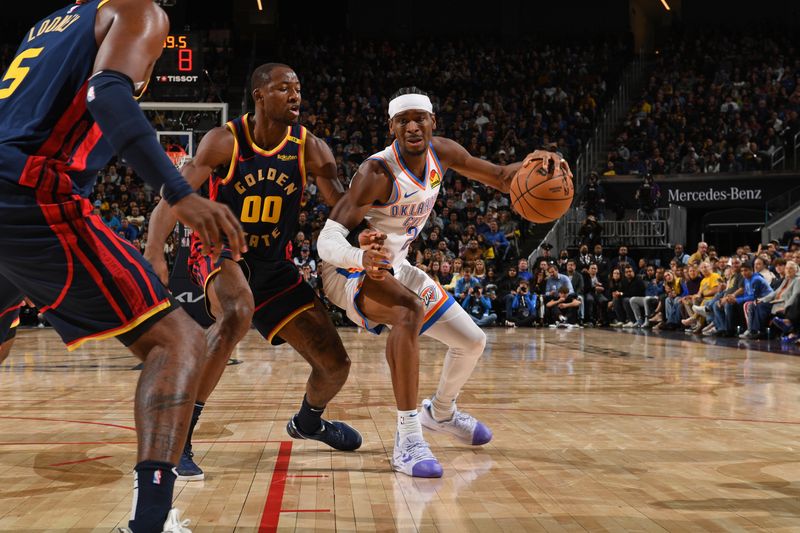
[172,193,247,262]
[524,150,573,181]
[362,248,391,281]
[358,229,387,250]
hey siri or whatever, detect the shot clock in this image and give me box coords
[151,32,204,95]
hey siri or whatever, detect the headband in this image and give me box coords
[388,93,432,118]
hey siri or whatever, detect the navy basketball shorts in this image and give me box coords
[189,251,316,346]
[0,186,176,351]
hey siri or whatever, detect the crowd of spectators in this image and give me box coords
[603,32,800,177]
[492,234,800,346]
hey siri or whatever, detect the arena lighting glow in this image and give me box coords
[660,0,671,11]
[256,0,263,10]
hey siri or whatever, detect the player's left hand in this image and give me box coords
[523,150,573,181]
[358,229,387,250]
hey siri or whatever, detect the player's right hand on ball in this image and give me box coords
[362,248,391,280]
[172,193,247,262]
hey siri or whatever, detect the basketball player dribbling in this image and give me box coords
[319,87,572,477]
[0,1,246,532]
[145,63,364,480]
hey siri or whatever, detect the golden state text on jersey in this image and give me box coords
[209,115,307,260]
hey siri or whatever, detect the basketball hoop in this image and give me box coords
[167,151,191,169]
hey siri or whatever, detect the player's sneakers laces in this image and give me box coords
[286,415,362,451]
[176,447,204,481]
[392,432,442,478]
[116,508,192,533]
[420,398,493,445]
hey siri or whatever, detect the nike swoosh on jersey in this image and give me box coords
[404,191,420,198]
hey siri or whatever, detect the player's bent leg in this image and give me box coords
[179,259,254,481]
[419,303,492,445]
[279,297,361,451]
[356,275,442,478]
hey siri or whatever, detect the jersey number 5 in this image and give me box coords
[0,48,44,100]
[240,195,283,224]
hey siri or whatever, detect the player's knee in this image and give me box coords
[396,297,425,329]
[466,326,487,356]
[219,298,254,340]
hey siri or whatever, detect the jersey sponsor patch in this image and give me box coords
[429,169,441,189]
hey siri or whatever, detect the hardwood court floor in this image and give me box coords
[1,327,799,532]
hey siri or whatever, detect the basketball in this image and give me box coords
[510,158,574,223]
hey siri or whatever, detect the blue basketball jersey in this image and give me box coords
[0,0,114,197]
[209,115,307,261]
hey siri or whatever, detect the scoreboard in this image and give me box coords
[151,33,204,96]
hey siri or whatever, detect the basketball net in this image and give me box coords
[167,151,191,169]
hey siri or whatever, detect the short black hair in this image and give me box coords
[741,261,754,270]
[390,86,429,100]
[251,63,292,92]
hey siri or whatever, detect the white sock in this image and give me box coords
[397,409,422,439]
[430,394,456,422]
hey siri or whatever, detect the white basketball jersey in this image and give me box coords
[364,140,444,269]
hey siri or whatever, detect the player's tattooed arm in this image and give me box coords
[304,133,344,207]
[431,137,571,193]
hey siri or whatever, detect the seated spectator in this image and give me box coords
[583,263,609,326]
[565,259,585,322]
[555,249,570,273]
[615,265,646,327]
[294,245,317,272]
[577,244,593,272]
[461,238,484,265]
[543,265,575,325]
[754,256,775,286]
[654,270,688,330]
[609,245,635,273]
[462,285,497,327]
[531,243,556,270]
[745,260,799,339]
[672,244,690,266]
[101,208,121,232]
[438,261,454,287]
[473,259,487,283]
[630,268,663,328]
[717,261,773,338]
[118,218,138,242]
[517,258,533,282]
[708,258,745,336]
[505,280,538,328]
[483,220,509,260]
[442,258,464,293]
[454,265,481,302]
[682,261,723,333]
[545,285,581,328]
[688,241,709,266]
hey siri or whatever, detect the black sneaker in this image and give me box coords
[286,415,362,451]
[176,447,204,481]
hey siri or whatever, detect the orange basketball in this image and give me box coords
[510,158,573,223]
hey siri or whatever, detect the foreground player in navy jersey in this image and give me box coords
[0,1,245,532]
[145,63,365,480]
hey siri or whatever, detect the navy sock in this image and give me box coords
[128,461,176,533]
[185,401,204,452]
[295,394,324,434]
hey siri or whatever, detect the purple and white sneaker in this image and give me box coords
[420,398,493,446]
[392,432,443,478]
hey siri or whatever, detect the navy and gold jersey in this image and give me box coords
[0,0,115,197]
[208,114,307,261]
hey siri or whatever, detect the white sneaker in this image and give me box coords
[392,432,442,478]
[739,330,756,339]
[161,509,192,533]
[623,321,636,328]
[116,508,192,533]
[504,320,517,327]
[548,324,558,328]
[610,321,623,327]
[420,399,493,445]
